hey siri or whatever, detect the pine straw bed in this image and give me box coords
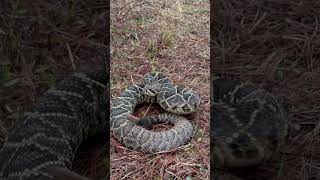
[213,0,320,179]
[111,0,209,179]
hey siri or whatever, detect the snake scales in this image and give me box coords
[0,68,288,179]
[110,72,200,153]
[0,69,108,180]
[212,77,288,179]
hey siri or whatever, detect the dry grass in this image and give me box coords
[111,0,209,179]
[213,0,320,179]
[0,0,108,179]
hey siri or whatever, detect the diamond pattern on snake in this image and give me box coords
[212,77,289,179]
[0,69,108,180]
[110,72,201,153]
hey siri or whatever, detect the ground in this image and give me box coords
[110,0,210,179]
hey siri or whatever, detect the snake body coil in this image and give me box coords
[0,70,107,180]
[0,69,286,179]
[110,72,200,153]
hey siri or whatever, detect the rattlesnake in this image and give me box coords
[0,69,108,180]
[211,77,289,179]
[0,69,288,179]
[110,72,200,153]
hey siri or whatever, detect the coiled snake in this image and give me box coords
[110,72,200,153]
[212,77,288,179]
[0,69,288,179]
[0,69,108,180]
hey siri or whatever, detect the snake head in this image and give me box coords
[143,72,172,85]
[142,72,172,96]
